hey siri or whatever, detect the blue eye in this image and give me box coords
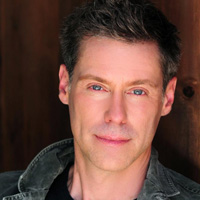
[91,85,103,91]
[133,89,145,95]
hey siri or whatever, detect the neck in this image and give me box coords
[68,147,151,200]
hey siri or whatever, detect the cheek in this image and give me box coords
[128,100,163,132]
[69,92,107,129]
[127,102,160,149]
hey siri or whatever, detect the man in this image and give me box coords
[1,0,200,199]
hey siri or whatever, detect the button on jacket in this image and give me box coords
[0,138,200,200]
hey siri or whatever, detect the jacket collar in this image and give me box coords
[4,140,181,200]
[138,147,180,199]
[3,139,75,199]
[18,139,74,194]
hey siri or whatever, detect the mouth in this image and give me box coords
[95,135,130,146]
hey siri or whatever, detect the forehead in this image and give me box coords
[74,36,162,84]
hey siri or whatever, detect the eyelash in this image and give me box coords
[90,85,103,91]
[128,89,146,96]
[88,84,107,92]
[88,84,146,96]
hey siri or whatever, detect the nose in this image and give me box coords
[104,92,127,125]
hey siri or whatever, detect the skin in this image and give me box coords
[59,37,177,200]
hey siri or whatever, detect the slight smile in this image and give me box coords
[95,135,131,146]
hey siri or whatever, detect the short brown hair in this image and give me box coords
[60,0,181,90]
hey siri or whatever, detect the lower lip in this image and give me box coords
[95,135,130,145]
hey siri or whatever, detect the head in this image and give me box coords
[58,0,180,172]
[60,0,181,91]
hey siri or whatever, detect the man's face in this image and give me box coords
[60,37,176,172]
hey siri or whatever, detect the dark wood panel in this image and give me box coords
[152,0,200,183]
[0,0,84,172]
[0,0,3,169]
[1,0,200,184]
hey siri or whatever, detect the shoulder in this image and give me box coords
[166,167,200,199]
[150,148,200,199]
[0,170,23,199]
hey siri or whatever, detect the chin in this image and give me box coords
[87,150,136,172]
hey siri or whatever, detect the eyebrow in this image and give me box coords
[126,79,159,88]
[78,74,112,85]
[78,74,159,88]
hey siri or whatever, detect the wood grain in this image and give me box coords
[0,0,200,183]
[0,0,84,171]
[152,0,200,183]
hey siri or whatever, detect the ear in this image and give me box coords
[59,64,69,105]
[161,77,177,116]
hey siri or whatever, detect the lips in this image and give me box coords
[95,135,130,145]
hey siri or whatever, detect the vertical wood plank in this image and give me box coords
[1,0,200,184]
[0,0,84,172]
[152,0,200,183]
[0,0,3,169]
[0,0,59,171]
